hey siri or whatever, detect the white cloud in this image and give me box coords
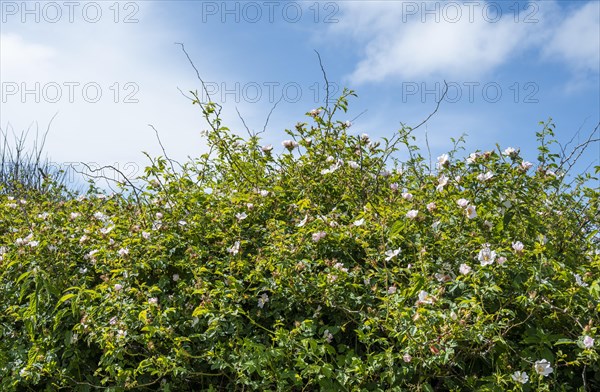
[351,19,524,82]
[330,1,537,83]
[329,1,596,84]
[543,1,600,74]
[0,2,262,184]
[0,33,57,76]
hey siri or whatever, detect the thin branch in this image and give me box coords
[34,112,59,167]
[73,162,145,213]
[409,80,448,133]
[235,107,253,138]
[314,50,330,114]
[350,109,368,124]
[558,122,599,174]
[176,86,196,102]
[261,94,284,136]
[425,128,432,175]
[559,117,590,157]
[147,124,182,172]
[175,42,214,105]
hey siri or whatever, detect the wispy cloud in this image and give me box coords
[542,1,600,74]
[0,3,218,171]
[329,1,530,82]
[329,1,596,84]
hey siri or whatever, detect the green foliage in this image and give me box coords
[1,90,599,391]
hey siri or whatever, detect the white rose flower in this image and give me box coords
[228,241,241,255]
[466,205,477,219]
[533,359,553,377]
[282,140,298,150]
[437,175,448,192]
[459,264,472,275]
[521,161,533,170]
[312,231,327,242]
[309,108,322,117]
[384,248,401,261]
[511,371,529,384]
[466,152,479,164]
[477,244,496,266]
[477,171,494,182]
[512,241,524,252]
[416,290,433,305]
[257,293,269,308]
[406,210,418,219]
[457,198,469,208]
[503,147,518,157]
[297,214,308,227]
[93,212,107,221]
[100,226,114,235]
[573,273,588,287]
[436,153,449,169]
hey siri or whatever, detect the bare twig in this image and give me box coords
[235,107,253,138]
[558,122,599,175]
[148,124,182,173]
[73,162,145,214]
[425,128,432,175]
[175,42,215,105]
[314,50,330,114]
[350,109,368,124]
[559,117,589,157]
[409,80,448,133]
[261,94,284,136]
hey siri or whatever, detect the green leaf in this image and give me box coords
[192,306,210,318]
[16,270,33,283]
[390,220,404,237]
[139,309,148,323]
[554,338,575,346]
[55,293,77,309]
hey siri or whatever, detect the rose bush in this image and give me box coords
[1,89,598,391]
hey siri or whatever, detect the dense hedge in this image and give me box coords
[1,90,598,391]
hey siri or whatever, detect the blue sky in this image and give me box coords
[1,0,598,187]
